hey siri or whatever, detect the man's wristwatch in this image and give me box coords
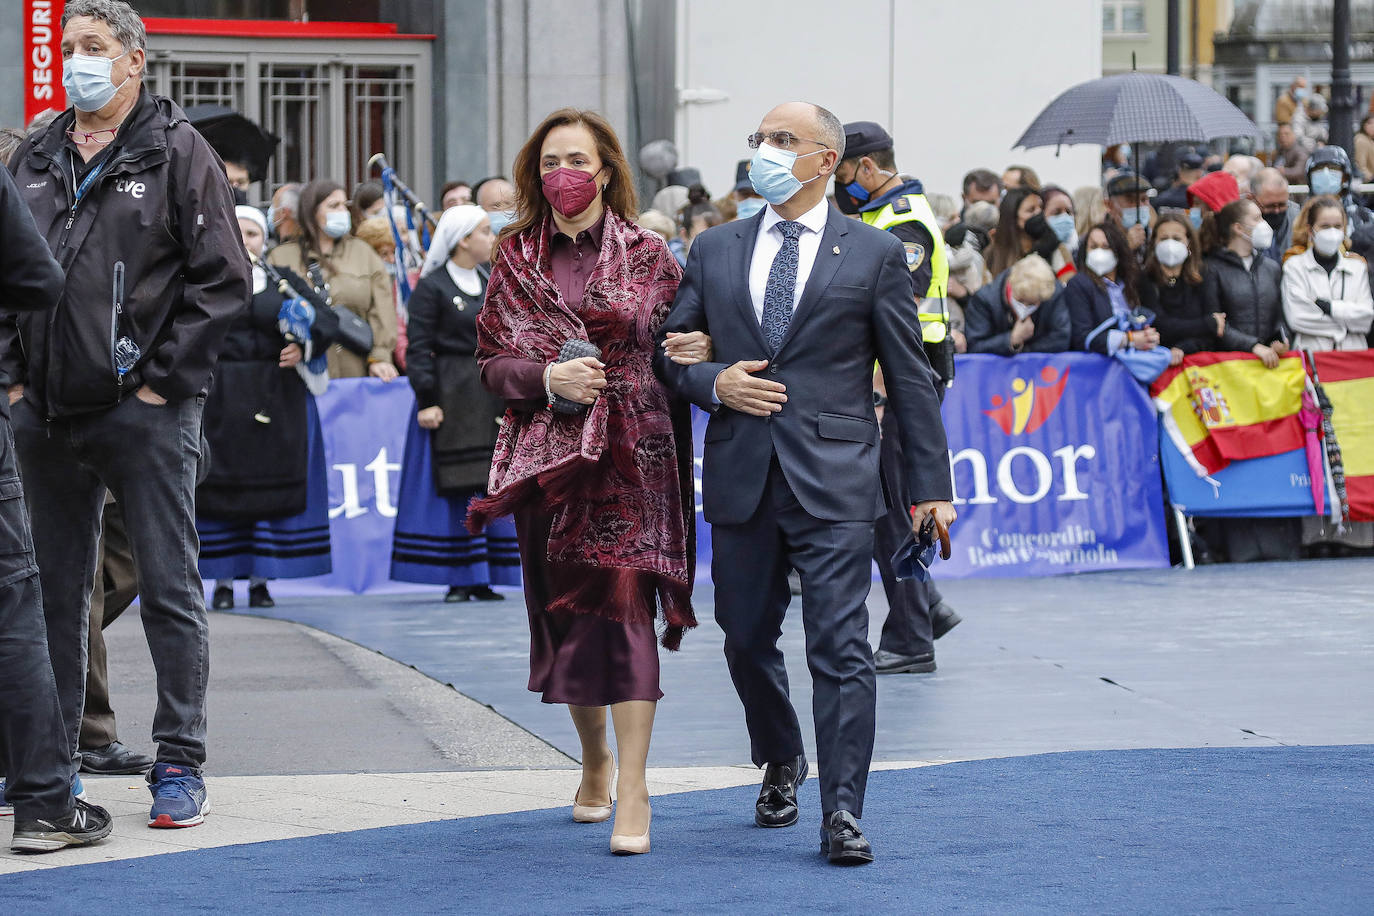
[873,391,888,408]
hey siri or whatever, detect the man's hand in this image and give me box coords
[7,384,22,406]
[911,500,957,560]
[135,385,167,406]
[369,361,399,382]
[716,360,786,417]
[662,331,713,365]
[1126,224,1147,251]
[548,356,606,405]
[279,343,303,368]
[1010,316,1035,348]
[417,405,444,429]
[1252,343,1280,368]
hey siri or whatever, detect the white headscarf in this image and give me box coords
[420,204,488,278]
[235,204,268,237]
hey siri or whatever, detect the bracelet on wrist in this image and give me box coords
[543,363,555,409]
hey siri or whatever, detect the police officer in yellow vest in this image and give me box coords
[833,122,955,385]
[835,121,962,675]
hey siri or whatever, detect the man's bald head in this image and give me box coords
[759,102,845,160]
[1252,167,1290,213]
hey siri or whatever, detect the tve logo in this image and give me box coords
[950,363,1095,506]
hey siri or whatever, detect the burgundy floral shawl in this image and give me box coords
[467,210,696,648]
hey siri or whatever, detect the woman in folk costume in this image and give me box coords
[390,205,520,601]
[199,206,334,609]
[467,108,711,855]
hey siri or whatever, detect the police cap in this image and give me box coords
[842,121,893,160]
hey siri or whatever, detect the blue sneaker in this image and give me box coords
[147,763,209,828]
[0,776,84,816]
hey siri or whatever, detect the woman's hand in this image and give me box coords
[1169,347,1185,367]
[1212,312,1227,337]
[1252,343,1280,368]
[7,384,23,406]
[279,343,303,368]
[548,356,607,405]
[369,361,399,382]
[417,406,444,429]
[1009,316,1035,348]
[662,331,713,365]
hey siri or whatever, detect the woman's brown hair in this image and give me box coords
[297,178,345,256]
[1203,199,1255,254]
[500,108,638,251]
[1143,211,1204,286]
[1283,194,1346,262]
[986,188,1042,277]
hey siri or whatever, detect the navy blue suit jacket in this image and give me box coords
[653,205,952,526]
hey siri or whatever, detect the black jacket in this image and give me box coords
[1139,275,1223,354]
[405,266,488,410]
[655,205,952,524]
[0,163,65,403]
[965,268,1071,355]
[1201,249,1284,350]
[4,89,249,418]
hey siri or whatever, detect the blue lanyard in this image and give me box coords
[70,152,109,210]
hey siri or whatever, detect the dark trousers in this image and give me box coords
[874,410,942,657]
[711,460,877,818]
[0,418,72,819]
[81,498,140,750]
[14,395,210,771]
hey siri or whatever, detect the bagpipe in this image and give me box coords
[251,253,333,393]
[368,152,435,304]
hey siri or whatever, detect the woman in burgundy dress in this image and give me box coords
[468,109,709,855]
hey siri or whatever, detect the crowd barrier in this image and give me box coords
[291,349,1374,593]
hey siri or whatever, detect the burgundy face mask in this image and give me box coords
[541,167,603,218]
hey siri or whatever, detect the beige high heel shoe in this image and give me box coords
[572,764,615,823]
[610,806,651,855]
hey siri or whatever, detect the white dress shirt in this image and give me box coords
[748,196,831,323]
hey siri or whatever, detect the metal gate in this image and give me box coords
[143,34,432,203]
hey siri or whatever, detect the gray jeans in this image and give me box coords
[14,394,209,771]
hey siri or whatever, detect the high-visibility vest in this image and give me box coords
[862,192,950,344]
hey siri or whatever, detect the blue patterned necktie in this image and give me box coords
[760,220,805,352]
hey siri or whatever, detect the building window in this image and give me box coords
[1103,0,1147,36]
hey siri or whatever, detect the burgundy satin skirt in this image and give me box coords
[514,502,662,706]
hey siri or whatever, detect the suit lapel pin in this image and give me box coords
[832,245,840,255]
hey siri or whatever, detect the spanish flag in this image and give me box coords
[1151,352,1306,476]
[1311,351,1374,522]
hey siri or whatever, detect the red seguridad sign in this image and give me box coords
[25,0,66,124]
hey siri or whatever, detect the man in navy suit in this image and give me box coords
[654,102,956,865]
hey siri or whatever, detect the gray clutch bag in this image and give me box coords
[550,339,603,414]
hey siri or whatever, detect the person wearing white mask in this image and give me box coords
[270,178,398,380]
[389,205,520,603]
[1201,199,1286,368]
[1066,221,1159,357]
[1281,197,1373,352]
[964,254,1070,355]
[1139,212,1227,365]
[1281,196,1374,552]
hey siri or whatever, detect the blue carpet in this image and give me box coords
[6,746,1371,914]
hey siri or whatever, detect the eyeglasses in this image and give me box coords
[66,128,118,147]
[746,131,830,151]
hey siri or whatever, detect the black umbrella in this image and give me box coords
[1015,72,1261,153]
[184,104,279,183]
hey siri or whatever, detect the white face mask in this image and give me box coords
[1313,227,1346,258]
[1009,296,1039,321]
[1248,219,1274,252]
[1086,247,1118,277]
[1154,238,1189,268]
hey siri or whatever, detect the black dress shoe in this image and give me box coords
[931,601,963,640]
[874,649,936,674]
[755,754,808,827]
[444,586,470,603]
[211,586,233,610]
[468,585,505,601]
[820,810,874,865]
[80,740,154,775]
[248,583,275,608]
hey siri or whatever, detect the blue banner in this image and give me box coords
[310,378,415,593]
[1161,435,1317,518]
[935,354,1170,578]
